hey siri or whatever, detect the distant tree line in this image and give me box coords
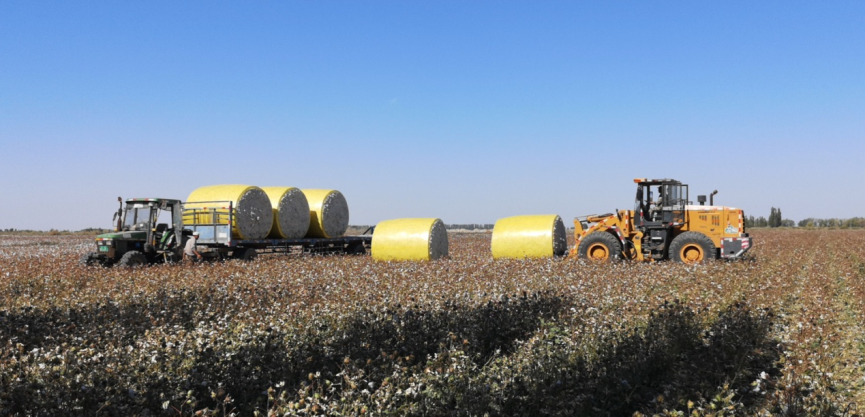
[745,207,791,228]
[743,207,864,228]
[796,217,865,228]
[445,224,494,230]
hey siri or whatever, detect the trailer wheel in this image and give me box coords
[347,243,366,255]
[670,232,716,264]
[577,232,622,262]
[234,248,258,262]
[118,251,147,268]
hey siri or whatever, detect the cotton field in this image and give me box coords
[1,230,864,415]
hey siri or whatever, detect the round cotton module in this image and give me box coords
[491,215,567,259]
[260,186,310,239]
[185,185,273,240]
[372,218,448,261]
[302,189,349,238]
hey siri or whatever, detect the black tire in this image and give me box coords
[669,232,716,264]
[347,243,366,255]
[577,232,622,262]
[79,252,103,267]
[234,248,258,261]
[118,250,148,268]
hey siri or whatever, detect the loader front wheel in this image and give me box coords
[670,232,716,264]
[577,232,622,262]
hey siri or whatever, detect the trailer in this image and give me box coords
[81,197,372,267]
[182,200,372,261]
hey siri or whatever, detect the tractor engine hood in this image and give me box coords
[96,231,147,240]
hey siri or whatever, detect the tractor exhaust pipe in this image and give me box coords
[114,197,123,232]
[710,190,718,206]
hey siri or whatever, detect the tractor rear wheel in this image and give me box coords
[670,232,716,264]
[118,250,147,268]
[577,232,622,262]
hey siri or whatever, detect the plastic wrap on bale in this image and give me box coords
[185,185,273,240]
[261,186,310,239]
[302,189,349,238]
[491,214,567,259]
[372,218,448,261]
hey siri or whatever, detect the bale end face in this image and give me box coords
[261,186,310,239]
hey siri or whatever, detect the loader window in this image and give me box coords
[662,184,688,208]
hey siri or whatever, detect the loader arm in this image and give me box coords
[571,213,632,258]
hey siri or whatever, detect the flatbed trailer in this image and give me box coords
[183,200,372,261]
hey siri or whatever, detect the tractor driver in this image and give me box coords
[184,231,203,263]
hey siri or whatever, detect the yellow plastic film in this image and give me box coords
[372,218,448,261]
[260,186,310,239]
[185,185,273,240]
[491,215,567,259]
[301,189,349,238]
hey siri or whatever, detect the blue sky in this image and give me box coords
[1,1,863,230]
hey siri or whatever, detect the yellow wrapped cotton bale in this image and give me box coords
[302,189,349,238]
[491,215,567,259]
[185,185,273,240]
[372,218,448,261]
[260,187,310,239]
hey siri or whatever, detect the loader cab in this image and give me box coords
[633,179,688,227]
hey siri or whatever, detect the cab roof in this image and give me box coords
[125,198,182,205]
[633,178,684,186]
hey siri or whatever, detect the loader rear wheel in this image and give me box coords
[670,232,716,264]
[118,251,147,268]
[577,232,622,262]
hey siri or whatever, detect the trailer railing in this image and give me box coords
[181,200,235,245]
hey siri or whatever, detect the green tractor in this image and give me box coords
[80,197,188,267]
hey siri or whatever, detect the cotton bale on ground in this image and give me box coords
[302,189,349,238]
[372,218,448,261]
[491,214,567,259]
[185,185,273,240]
[260,186,310,239]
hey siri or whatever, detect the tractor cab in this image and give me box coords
[119,198,185,251]
[81,198,186,266]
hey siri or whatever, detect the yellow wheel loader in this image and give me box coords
[571,178,752,264]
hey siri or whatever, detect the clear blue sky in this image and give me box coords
[1,1,863,230]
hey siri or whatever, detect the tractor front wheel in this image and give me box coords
[669,232,716,264]
[118,250,148,268]
[577,232,623,262]
[79,252,104,267]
